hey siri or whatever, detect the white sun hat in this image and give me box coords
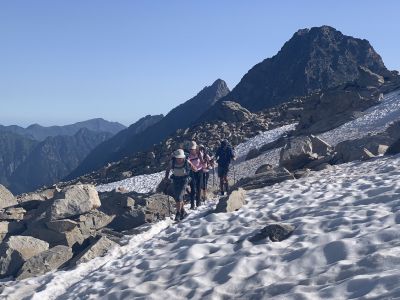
[173,149,186,159]
[189,141,197,150]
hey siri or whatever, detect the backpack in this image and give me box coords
[171,157,190,178]
[216,145,235,166]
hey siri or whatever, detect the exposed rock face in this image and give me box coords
[198,101,253,123]
[0,236,49,278]
[0,185,17,209]
[17,245,73,280]
[49,184,101,220]
[295,85,383,135]
[219,25,391,112]
[68,79,230,179]
[215,189,247,213]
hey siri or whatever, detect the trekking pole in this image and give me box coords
[167,194,172,219]
[233,163,236,186]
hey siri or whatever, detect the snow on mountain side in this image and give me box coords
[319,89,400,145]
[4,154,400,299]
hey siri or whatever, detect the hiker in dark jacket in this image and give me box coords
[165,149,196,221]
[215,139,235,195]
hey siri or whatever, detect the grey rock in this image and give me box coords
[0,236,49,278]
[17,245,73,280]
[293,169,311,179]
[0,185,17,209]
[49,184,101,220]
[46,219,78,232]
[236,167,295,190]
[215,189,246,213]
[310,135,333,156]
[250,223,295,243]
[334,135,391,163]
[279,136,317,171]
[25,224,85,248]
[0,207,26,221]
[71,236,118,265]
[121,196,135,208]
[255,164,273,175]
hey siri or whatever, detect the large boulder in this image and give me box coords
[0,221,25,242]
[235,167,295,190]
[25,224,85,248]
[279,136,317,171]
[16,245,73,280]
[0,236,49,278]
[101,191,175,232]
[71,236,118,265]
[215,189,246,213]
[0,185,17,209]
[49,184,101,220]
[334,134,391,163]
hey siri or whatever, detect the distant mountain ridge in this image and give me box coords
[65,114,164,179]
[0,118,126,141]
[67,79,230,179]
[9,128,113,193]
[218,25,393,112]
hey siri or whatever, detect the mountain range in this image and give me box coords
[2,25,399,194]
[0,119,127,194]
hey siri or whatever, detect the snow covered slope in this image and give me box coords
[3,154,400,299]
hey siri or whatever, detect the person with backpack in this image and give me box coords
[215,139,236,195]
[188,141,203,209]
[165,149,197,221]
[198,144,212,202]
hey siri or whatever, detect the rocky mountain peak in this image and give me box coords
[221,25,392,112]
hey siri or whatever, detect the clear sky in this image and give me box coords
[0,0,399,127]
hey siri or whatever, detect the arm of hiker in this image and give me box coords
[165,160,172,179]
[187,160,197,172]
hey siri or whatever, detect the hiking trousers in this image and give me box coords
[189,171,201,207]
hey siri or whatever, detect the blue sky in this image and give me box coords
[0,0,399,127]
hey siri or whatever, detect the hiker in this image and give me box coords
[215,139,235,195]
[188,141,203,209]
[199,144,212,201]
[165,149,197,221]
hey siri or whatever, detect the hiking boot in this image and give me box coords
[174,213,180,221]
[196,201,201,207]
[190,205,196,210]
[180,210,187,220]
[220,190,224,196]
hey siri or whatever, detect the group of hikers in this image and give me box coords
[165,139,236,221]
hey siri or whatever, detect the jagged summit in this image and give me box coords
[220,25,392,112]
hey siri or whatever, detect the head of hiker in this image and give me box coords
[221,139,228,148]
[174,149,186,163]
[189,141,198,154]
